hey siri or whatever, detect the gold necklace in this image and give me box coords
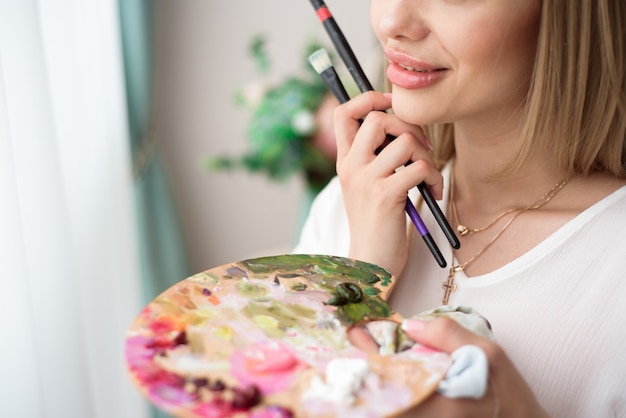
[450,173,571,236]
[442,172,572,304]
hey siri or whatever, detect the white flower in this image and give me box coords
[291,110,316,136]
[240,80,269,108]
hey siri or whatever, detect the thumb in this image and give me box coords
[401,316,488,354]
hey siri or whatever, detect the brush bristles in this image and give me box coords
[308,48,333,74]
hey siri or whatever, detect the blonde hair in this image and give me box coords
[428,0,626,178]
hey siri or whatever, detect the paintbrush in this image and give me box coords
[307,0,460,254]
[309,48,446,268]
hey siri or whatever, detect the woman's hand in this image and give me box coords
[333,91,441,277]
[398,317,550,418]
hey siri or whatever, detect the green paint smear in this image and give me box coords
[190,271,221,285]
[236,281,268,298]
[153,297,187,316]
[335,295,392,325]
[243,300,317,333]
[167,256,395,343]
[291,283,307,291]
[363,287,380,296]
[236,255,394,327]
[239,254,392,287]
[326,282,363,306]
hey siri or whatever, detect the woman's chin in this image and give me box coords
[391,103,437,127]
[390,93,446,126]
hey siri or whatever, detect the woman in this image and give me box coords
[294,0,626,416]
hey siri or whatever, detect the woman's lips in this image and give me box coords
[384,49,449,89]
[386,61,449,89]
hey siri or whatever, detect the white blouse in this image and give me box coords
[293,166,626,417]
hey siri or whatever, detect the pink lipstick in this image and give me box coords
[384,49,449,89]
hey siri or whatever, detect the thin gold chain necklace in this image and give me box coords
[450,172,572,236]
[442,171,572,304]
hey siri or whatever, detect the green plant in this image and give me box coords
[207,35,338,194]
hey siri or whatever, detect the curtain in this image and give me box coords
[118,0,190,308]
[0,1,148,417]
[118,1,190,417]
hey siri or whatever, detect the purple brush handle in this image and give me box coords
[405,198,446,267]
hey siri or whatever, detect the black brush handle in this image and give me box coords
[309,0,460,251]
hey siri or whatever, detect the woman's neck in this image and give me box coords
[450,123,564,216]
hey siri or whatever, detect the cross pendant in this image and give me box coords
[442,266,458,305]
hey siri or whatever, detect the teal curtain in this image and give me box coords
[118,1,189,417]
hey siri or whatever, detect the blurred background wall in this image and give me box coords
[0,2,378,417]
[152,0,376,275]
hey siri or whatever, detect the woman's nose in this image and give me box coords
[375,0,430,42]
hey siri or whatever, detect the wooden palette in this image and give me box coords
[125,254,451,417]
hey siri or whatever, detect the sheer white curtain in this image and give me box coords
[0,1,148,417]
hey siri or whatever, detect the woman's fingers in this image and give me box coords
[334,92,430,161]
[334,91,390,160]
[370,133,443,200]
[402,317,550,417]
[333,90,442,276]
[402,317,490,354]
[346,325,380,353]
[334,93,442,200]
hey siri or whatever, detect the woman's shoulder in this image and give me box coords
[562,178,626,259]
[568,173,626,211]
[306,176,346,219]
[578,176,626,226]
[292,176,350,256]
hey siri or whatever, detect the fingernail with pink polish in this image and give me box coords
[401,318,427,335]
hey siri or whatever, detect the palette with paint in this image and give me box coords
[125,254,452,418]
